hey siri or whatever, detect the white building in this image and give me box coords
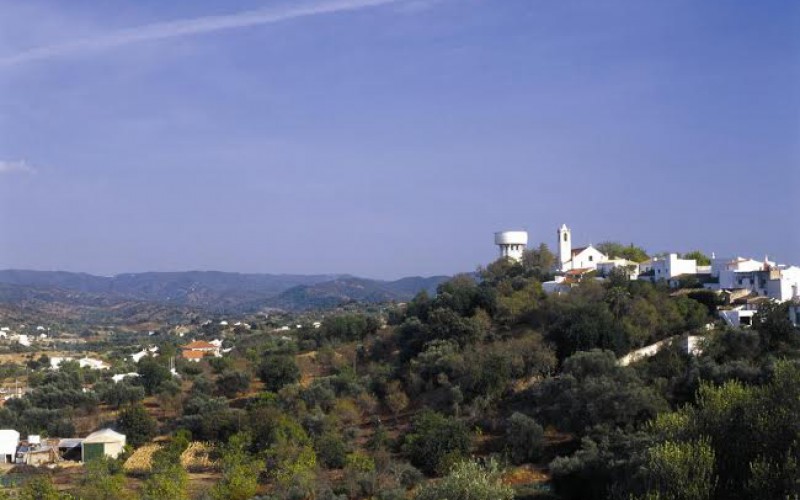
[131,346,159,363]
[596,258,640,279]
[719,306,759,328]
[111,373,139,383]
[542,268,595,295]
[49,357,67,370]
[714,257,772,290]
[713,256,771,277]
[768,266,800,301]
[542,276,570,295]
[181,340,222,362]
[0,430,19,463]
[710,256,800,303]
[649,254,698,281]
[50,357,110,371]
[79,357,109,370]
[495,231,528,263]
[557,224,607,272]
[82,429,126,461]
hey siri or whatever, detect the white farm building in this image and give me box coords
[0,430,19,463]
[82,429,126,461]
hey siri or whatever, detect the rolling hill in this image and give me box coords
[265,275,449,310]
[0,270,450,313]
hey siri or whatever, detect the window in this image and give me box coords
[589,256,593,262]
[563,233,568,242]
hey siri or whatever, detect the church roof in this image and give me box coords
[571,246,588,256]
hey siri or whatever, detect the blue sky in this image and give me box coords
[0,0,797,279]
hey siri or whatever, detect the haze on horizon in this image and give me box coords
[0,0,797,280]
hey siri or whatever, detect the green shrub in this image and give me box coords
[402,411,471,475]
[507,412,544,464]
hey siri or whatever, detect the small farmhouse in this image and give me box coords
[181,340,221,362]
[82,429,126,461]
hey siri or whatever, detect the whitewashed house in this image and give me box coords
[709,256,800,303]
[111,373,139,383]
[181,340,222,362]
[131,346,159,363]
[0,430,19,463]
[596,258,640,279]
[50,357,110,371]
[719,306,759,327]
[79,357,110,370]
[542,276,571,295]
[768,266,800,301]
[650,254,698,281]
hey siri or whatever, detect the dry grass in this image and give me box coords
[123,444,162,474]
[181,442,218,472]
[503,464,550,486]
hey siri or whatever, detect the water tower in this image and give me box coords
[494,231,528,262]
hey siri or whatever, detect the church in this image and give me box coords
[557,224,608,272]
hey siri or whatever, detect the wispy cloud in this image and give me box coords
[0,160,37,174]
[395,0,445,14]
[0,0,405,68]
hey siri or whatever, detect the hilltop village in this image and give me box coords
[0,228,795,499]
[496,225,800,329]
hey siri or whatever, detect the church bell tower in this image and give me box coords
[557,224,571,270]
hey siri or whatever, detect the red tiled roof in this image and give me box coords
[182,340,216,350]
[182,350,208,360]
[565,268,592,276]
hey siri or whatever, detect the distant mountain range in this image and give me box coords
[265,276,448,311]
[0,270,449,313]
